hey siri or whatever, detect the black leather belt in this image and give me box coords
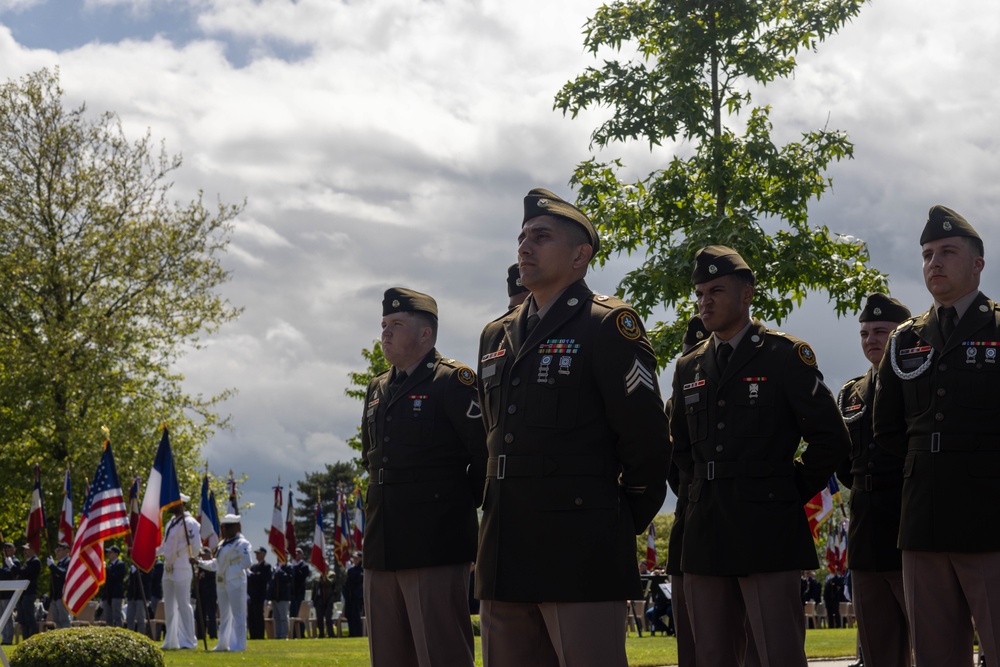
[693,461,794,481]
[909,433,987,453]
[486,455,614,480]
[377,466,466,485]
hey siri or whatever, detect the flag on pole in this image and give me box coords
[59,465,74,546]
[285,490,297,558]
[335,492,351,565]
[226,470,239,516]
[63,439,129,615]
[269,482,287,564]
[132,427,183,572]
[825,519,848,575]
[352,490,364,551]
[25,463,46,554]
[645,522,657,571]
[125,476,141,548]
[200,473,220,549]
[310,496,327,575]
[805,476,841,539]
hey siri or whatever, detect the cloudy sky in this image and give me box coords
[1,0,998,546]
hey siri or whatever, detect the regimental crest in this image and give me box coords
[616,311,641,340]
[943,220,953,231]
[624,357,655,395]
[708,264,718,274]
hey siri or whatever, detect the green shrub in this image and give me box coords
[10,626,164,667]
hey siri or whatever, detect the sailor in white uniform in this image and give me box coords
[197,514,253,651]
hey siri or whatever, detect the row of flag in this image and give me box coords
[266,483,364,574]
[20,427,366,617]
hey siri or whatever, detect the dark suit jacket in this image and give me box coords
[835,368,904,570]
[874,292,1000,552]
[361,348,487,571]
[476,280,670,602]
[104,558,126,599]
[670,320,849,575]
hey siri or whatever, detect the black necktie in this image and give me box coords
[939,306,958,341]
[388,371,407,398]
[717,342,733,372]
[525,313,540,335]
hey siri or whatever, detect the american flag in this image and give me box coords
[63,440,129,615]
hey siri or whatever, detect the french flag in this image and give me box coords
[268,483,286,564]
[131,427,182,572]
[310,499,327,574]
[58,466,74,546]
[25,464,46,553]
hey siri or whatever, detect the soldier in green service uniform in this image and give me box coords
[835,293,911,667]
[476,188,669,667]
[873,205,1000,667]
[669,245,850,667]
[360,287,487,667]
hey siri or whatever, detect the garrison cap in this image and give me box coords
[691,245,755,284]
[382,287,438,319]
[56,542,70,549]
[920,205,983,254]
[255,546,267,554]
[107,545,121,554]
[507,264,528,298]
[523,188,600,254]
[859,293,910,324]
[682,316,709,352]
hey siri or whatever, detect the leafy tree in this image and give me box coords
[0,68,242,546]
[555,0,887,362]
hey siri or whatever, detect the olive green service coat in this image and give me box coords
[836,369,905,571]
[361,348,487,571]
[874,292,1000,552]
[669,320,850,576]
[475,279,670,603]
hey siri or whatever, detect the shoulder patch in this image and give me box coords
[456,367,476,386]
[796,342,818,367]
[616,311,642,340]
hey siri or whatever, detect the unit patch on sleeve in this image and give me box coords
[624,356,655,395]
[616,311,642,340]
[797,343,817,367]
[457,367,476,386]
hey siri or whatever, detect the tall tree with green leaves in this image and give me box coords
[0,68,242,544]
[555,0,887,363]
[290,461,359,549]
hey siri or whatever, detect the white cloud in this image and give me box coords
[2,0,1000,540]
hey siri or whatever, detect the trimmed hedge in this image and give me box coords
[10,626,164,667]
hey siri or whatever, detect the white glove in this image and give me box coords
[47,557,55,567]
[3,557,12,568]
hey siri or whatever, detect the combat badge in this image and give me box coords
[457,367,476,386]
[617,311,641,340]
[797,343,817,367]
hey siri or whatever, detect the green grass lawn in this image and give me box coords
[144,628,859,667]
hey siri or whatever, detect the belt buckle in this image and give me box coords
[378,468,384,485]
[931,432,941,453]
[707,461,715,481]
[497,455,506,480]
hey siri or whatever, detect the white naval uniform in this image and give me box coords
[199,534,253,651]
[159,512,201,650]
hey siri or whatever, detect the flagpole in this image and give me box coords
[183,512,208,651]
